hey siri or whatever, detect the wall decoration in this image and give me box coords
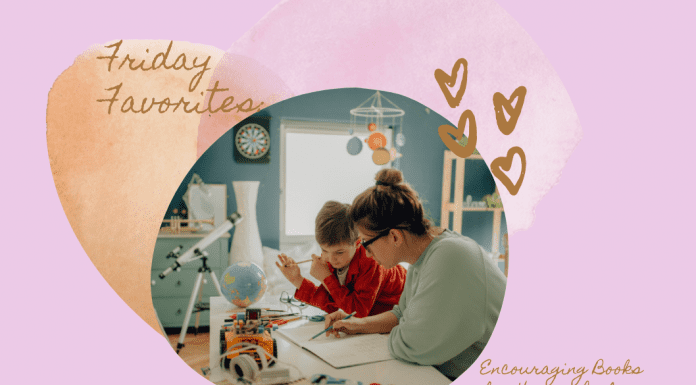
[233,117,271,164]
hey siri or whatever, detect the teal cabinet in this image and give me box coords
[151,234,229,329]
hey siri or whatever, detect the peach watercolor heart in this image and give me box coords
[47,40,292,334]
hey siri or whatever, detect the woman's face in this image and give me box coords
[358,227,399,269]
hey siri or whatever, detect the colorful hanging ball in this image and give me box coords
[389,147,403,160]
[396,133,406,147]
[366,132,387,150]
[372,148,391,165]
[368,122,377,131]
[347,137,363,155]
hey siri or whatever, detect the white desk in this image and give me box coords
[209,296,451,385]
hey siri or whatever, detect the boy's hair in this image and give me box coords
[315,201,358,246]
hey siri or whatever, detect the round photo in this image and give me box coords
[151,88,508,384]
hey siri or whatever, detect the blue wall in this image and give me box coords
[165,88,507,253]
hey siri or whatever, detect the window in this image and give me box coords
[280,119,391,248]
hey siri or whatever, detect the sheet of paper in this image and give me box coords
[307,333,393,368]
[276,323,395,368]
[276,322,327,346]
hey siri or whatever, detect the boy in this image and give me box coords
[275,201,406,317]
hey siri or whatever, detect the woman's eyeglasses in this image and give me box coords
[360,227,409,249]
[360,228,392,249]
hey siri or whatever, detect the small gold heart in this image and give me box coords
[491,146,526,195]
[435,58,468,108]
[493,86,527,135]
[438,109,477,158]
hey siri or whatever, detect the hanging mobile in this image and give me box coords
[349,90,405,165]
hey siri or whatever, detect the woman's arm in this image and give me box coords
[388,240,488,366]
[324,309,399,336]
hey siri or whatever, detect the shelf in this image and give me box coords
[441,151,504,254]
[443,203,504,212]
[461,207,504,212]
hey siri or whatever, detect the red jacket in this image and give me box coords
[294,244,407,318]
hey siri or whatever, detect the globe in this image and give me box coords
[219,262,268,307]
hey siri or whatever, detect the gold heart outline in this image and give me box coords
[493,86,527,135]
[491,146,526,196]
[435,58,468,108]
[438,109,477,158]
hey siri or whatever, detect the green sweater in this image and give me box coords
[388,229,507,380]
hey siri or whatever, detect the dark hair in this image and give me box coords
[349,169,431,236]
[315,201,358,246]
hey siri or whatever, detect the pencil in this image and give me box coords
[284,259,312,267]
[309,311,357,340]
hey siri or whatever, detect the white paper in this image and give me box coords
[276,323,394,368]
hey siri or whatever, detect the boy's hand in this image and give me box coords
[309,253,332,282]
[275,253,303,289]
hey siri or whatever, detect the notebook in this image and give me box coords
[275,322,395,368]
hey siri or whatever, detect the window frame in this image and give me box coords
[279,119,392,249]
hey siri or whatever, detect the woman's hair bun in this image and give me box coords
[375,168,403,187]
[351,168,432,236]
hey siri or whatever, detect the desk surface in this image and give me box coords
[208,296,451,385]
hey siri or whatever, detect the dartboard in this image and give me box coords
[235,123,270,160]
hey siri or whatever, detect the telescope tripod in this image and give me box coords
[175,251,223,354]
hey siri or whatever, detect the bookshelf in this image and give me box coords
[440,150,505,256]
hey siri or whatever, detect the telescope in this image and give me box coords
[159,212,243,279]
[155,212,243,354]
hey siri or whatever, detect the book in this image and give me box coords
[275,322,395,368]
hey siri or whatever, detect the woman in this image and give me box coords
[324,169,507,380]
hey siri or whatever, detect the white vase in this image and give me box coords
[229,181,265,270]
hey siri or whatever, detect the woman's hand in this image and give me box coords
[324,310,365,338]
[275,253,303,289]
[309,253,332,282]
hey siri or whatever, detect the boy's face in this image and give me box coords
[320,242,357,270]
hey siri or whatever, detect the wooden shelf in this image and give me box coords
[441,151,504,254]
[461,207,504,212]
[442,203,504,212]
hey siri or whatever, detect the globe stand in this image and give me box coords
[175,249,224,354]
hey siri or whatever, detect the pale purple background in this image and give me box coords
[4,1,695,385]
[227,0,584,236]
